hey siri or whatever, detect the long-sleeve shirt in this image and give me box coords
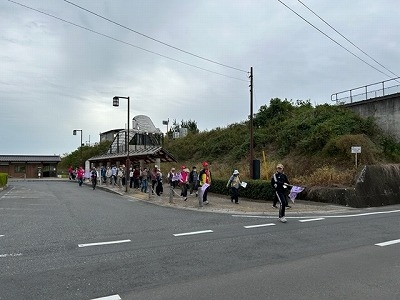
[271,172,289,193]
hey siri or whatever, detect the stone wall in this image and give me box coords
[302,164,400,208]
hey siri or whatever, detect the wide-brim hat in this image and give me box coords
[233,169,239,175]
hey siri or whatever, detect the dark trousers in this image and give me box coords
[156,182,163,196]
[276,191,288,218]
[231,187,239,203]
[181,183,188,197]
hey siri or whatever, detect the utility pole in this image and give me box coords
[249,67,254,179]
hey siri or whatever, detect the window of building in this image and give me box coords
[14,164,26,173]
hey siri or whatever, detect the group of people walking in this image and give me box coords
[70,160,294,223]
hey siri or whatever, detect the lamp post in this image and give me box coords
[72,129,83,166]
[113,96,130,193]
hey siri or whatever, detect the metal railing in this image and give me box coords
[331,77,400,105]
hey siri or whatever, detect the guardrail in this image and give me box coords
[331,77,400,105]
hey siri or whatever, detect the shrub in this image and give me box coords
[0,173,8,187]
[210,178,274,201]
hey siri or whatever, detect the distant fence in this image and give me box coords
[331,77,400,105]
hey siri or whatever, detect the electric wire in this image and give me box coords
[297,0,399,78]
[64,0,248,74]
[7,0,247,82]
[277,0,394,79]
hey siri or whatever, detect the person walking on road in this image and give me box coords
[179,166,190,201]
[189,166,199,196]
[227,169,241,204]
[199,161,212,205]
[271,163,290,223]
[76,166,84,187]
[91,167,98,190]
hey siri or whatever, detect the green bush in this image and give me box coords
[210,178,274,201]
[0,173,8,187]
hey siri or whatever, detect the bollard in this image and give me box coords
[148,182,152,199]
[169,185,174,203]
[198,186,203,207]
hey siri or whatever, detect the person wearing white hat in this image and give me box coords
[226,169,241,204]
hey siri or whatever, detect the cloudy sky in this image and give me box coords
[1,0,399,155]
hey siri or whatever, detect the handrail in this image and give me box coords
[331,77,400,105]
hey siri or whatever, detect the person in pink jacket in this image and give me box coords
[179,166,190,201]
[76,166,84,187]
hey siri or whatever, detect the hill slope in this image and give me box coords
[163,98,400,187]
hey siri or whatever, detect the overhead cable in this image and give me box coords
[297,0,399,78]
[277,0,394,79]
[7,0,247,82]
[64,0,248,73]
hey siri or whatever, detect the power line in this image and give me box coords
[297,0,399,78]
[64,0,248,74]
[6,0,247,82]
[277,0,394,79]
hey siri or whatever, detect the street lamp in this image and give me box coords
[113,96,130,192]
[73,129,83,166]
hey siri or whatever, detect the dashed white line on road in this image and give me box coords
[0,253,22,258]
[298,218,325,223]
[91,294,121,300]
[0,235,4,237]
[375,239,400,247]
[78,239,131,248]
[173,230,213,237]
[244,223,276,229]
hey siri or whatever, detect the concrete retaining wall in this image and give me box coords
[345,92,400,142]
[303,164,400,208]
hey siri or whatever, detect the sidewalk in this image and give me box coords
[95,182,356,216]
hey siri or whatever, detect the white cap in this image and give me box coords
[233,170,239,175]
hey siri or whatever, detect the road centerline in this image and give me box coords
[298,218,325,223]
[78,239,131,248]
[173,230,213,237]
[375,239,400,247]
[244,223,276,228]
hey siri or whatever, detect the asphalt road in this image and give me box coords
[0,180,399,300]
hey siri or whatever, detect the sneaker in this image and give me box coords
[204,201,209,205]
[279,217,287,223]
[231,199,234,203]
[272,205,278,209]
[184,197,187,201]
[286,205,291,209]
[235,202,239,204]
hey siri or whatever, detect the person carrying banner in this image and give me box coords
[271,163,290,223]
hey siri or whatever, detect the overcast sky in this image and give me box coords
[1,0,399,155]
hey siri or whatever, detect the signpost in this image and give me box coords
[351,146,361,168]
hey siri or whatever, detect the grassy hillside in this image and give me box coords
[163,98,400,187]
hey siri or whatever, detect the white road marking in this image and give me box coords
[0,253,22,258]
[375,239,400,247]
[78,239,131,248]
[244,223,276,229]
[0,235,4,237]
[232,209,400,219]
[173,230,213,237]
[91,295,121,300]
[298,218,325,223]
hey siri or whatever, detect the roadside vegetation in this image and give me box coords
[163,98,400,187]
[59,98,400,187]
